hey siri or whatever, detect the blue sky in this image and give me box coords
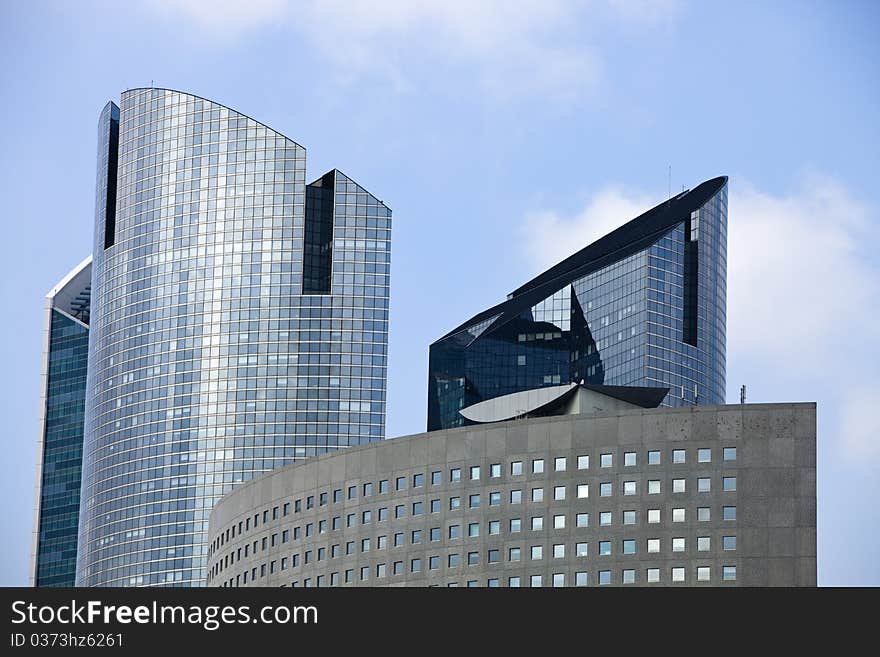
[1,0,877,586]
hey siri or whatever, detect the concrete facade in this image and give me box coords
[206,402,816,587]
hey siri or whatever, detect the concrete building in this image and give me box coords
[206,395,816,587]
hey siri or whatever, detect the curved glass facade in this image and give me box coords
[78,88,391,586]
[428,179,726,431]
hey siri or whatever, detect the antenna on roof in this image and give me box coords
[740,385,747,404]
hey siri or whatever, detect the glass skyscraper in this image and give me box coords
[31,257,92,587]
[428,176,727,431]
[77,88,391,586]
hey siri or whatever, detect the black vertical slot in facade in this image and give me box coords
[303,170,335,294]
[683,213,698,346]
[103,113,119,249]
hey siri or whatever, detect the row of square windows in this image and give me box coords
[209,507,738,578]
[211,447,738,552]
[221,563,738,587]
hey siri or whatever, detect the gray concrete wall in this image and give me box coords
[206,402,816,587]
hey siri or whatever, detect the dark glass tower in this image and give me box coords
[427,177,727,431]
[30,257,92,587]
[78,89,391,586]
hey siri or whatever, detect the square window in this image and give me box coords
[623,481,637,496]
[573,484,588,501]
[672,449,686,464]
[363,482,373,497]
[623,539,636,554]
[552,573,565,587]
[511,461,523,475]
[600,511,612,526]
[393,533,404,547]
[489,492,501,506]
[531,517,543,531]
[431,471,441,485]
[672,508,685,523]
[553,514,565,529]
[530,575,543,588]
[488,549,500,564]
[450,468,461,482]
[555,457,567,471]
[600,453,613,468]
[554,486,566,501]
[698,448,712,463]
[470,465,480,481]
[531,546,543,560]
[723,506,736,521]
[532,459,545,474]
[723,566,737,581]
[723,447,737,461]
[468,522,479,537]
[624,452,637,467]
[411,558,421,573]
[648,509,660,524]
[599,570,611,585]
[510,518,521,532]
[648,480,661,494]
[532,487,544,502]
[576,572,588,586]
[672,537,686,552]
[430,499,440,513]
[723,535,737,551]
[490,463,502,478]
[647,538,660,553]
[395,505,405,519]
[577,455,590,470]
[379,480,389,494]
[599,541,611,556]
[647,568,660,583]
[672,567,685,582]
[673,478,686,493]
[509,547,521,561]
[377,536,387,550]
[698,536,711,551]
[393,562,403,575]
[553,544,565,559]
[600,482,612,497]
[648,450,661,465]
[430,527,440,542]
[429,556,439,570]
[467,552,479,566]
[623,510,636,525]
[698,507,711,522]
[469,494,480,508]
[576,542,589,557]
[576,513,589,528]
[396,476,406,491]
[698,477,711,492]
[723,477,737,492]
[622,569,635,584]
[697,566,711,582]
[449,497,460,510]
[509,576,521,587]
[448,553,460,567]
[361,538,370,552]
[413,473,424,488]
[448,525,460,540]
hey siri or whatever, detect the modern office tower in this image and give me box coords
[31,257,92,587]
[77,88,391,586]
[427,177,728,431]
[206,393,818,588]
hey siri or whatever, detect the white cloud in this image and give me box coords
[521,174,880,460]
[141,0,681,104]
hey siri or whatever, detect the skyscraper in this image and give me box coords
[427,176,727,431]
[77,88,391,586]
[31,257,92,587]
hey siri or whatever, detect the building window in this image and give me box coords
[623,481,637,496]
[378,536,387,549]
[377,563,387,578]
[698,507,711,522]
[623,510,636,525]
[448,525,460,540]
[448,553,460,567]
[648,450,661,465]
[622,539,636,555]
[488,520,500,535]
[697,566,711,582]
[345,569,353,583]
[599,541,611,556]
[531,517,543,531]
[600,453,613,468]
[576,513,589,528]
[622,569,635,584]
[430,471,441,486]
[648,480,661,494]
[470,466,480,481]
[411,559,421,573]
[532,487,544,503]
[510,489,522,504]
[333,489,342,503]
[413,502,424,516]
[698,477,711,492]
[647,568,660,583]
[467,552,479,566]
[511,461,523,476]
[672,449,686,464]
[553,544,565,559]
[532,459,544,474]
[490,463,502,478]
[723,566,737,581]
[673,478,686,493]
[509,576,521,587]
[489,492,501,506]
[723,447,737,461]
[576,572,588,586]
[600,511,612,526]
[347,486,356,500]
[396,476,406,491]
[624,452,637,467]
[360,567,369,581]
[394,533,404,547]
[552,573,565,587]
[648,509,660,524]
[362,510,372,524]
[576,542,588,557]
[673,508,686,523]
[430,499,440,514]
[723,506,737,521]
[723,477,737,491]
[530,575,543,588]
[379,479,389,494]
[363,482,373,497]
[449,497,460,511]
[469,494,481,509]
[553,515,565,529]
[393,562,403,575]
[672,537,686,552]
[598,570,611,585]
[723,536,737,551]
[430,527,440,542]
[577,455,590,470]
[468,522,479,538]
[698,448,712,463]
[555,457,567,471]
[647,539,660,553]
[554,485,566,501]
[510,518,521,532]
[577,484,589,499]
[672,567,685,582]
[488,579,500,588]
[531,546,543,560]
[395,505,405,519]
[412,530,423,544]
[450,468,461,482]
[509,547,521,562]
[600,482,612,497]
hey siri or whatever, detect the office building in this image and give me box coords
[428,177,727,431]
[31,257,92,587]
[76,88,391,586]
